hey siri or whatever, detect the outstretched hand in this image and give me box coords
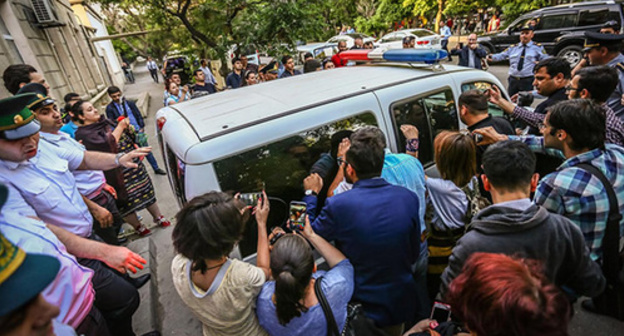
[472,126,508,146]
[119,147,152,168]
[103,246,147,274]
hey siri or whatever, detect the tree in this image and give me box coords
[356,0,411,37]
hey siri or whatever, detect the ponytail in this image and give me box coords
[271,235,315,325]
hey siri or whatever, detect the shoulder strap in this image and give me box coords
[314,276,341,336]
[616,62,624,72]
[575,163,622,284]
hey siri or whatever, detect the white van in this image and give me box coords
[156,60,508,260]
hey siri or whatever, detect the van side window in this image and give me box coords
[214,112,378,203]
[579,9,611,26]
[390,88,458,167]
[461,82,505,118]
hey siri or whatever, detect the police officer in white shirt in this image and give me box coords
[17,83,124,245]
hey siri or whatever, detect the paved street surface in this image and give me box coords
[125,62,624,335]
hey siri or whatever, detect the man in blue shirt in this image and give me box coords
[439,21,453,62]
[303,127,423,336]
[105,86,166,175]
[226,57,244,89]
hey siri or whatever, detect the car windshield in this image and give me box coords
[347,33,370,39]
[408,30,434,37]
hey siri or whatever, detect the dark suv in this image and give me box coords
[478,0,624,66]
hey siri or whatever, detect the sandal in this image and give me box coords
[155,215,171,227]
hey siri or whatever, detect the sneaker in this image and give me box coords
[154,168,167,175]
[136,225,152,237]
[155,215,171,227]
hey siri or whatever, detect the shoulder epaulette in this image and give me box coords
[510,44,516,48]
[616,62,624,72]
[535,43,542,46]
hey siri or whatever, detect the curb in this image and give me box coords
[128,236,159,334]
[137,91,150,118]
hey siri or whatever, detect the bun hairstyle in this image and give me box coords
[271,235,315,325]
[70,100,87,124]
[172,192,246,273]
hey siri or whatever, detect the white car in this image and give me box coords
[377,29,441,50]
[297,33,377,60]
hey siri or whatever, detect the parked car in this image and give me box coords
[477,0,623,66]
[377,29,442,50]
[155,51,508,261]
[163,54,191,84]
[296,33,377,60]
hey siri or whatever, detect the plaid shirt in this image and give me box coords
[511,104,624,146]
[510,135,624,261]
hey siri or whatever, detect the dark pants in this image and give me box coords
[148,69,159,83]
[78,257,139,336]
[91,189,123,245]
[124,70,135,84]
[137,132,161,171]
[507,75,534,97]
[76,305,111,336]
[441,40,452,61]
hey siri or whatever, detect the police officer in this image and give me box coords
[487,24,549,96]
[583,31,624,120]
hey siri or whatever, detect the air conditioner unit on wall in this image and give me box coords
[30,0,62,25]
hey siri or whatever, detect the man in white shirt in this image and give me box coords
[146,56,159,83]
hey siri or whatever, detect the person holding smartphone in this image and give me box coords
[256,216,354,336]
[171,191,271,336]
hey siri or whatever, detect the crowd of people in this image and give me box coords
[2,14,624,336]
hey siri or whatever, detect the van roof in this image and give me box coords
[534,0,617,12]
[166,64,470,141]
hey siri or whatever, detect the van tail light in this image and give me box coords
[416,40,430,45]
[157,117,167,131]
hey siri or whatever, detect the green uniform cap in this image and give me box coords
[0,93,41,140]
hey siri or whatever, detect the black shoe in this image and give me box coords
[141,331,161,336]
[154,168,167,175]
[127,273,151,289]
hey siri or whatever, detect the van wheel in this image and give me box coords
[557,45,583,67]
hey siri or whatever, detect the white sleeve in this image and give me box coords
[43,140,84,170]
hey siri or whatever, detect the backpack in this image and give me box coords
[460,176,491,226]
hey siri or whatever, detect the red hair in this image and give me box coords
[445,253,570,336]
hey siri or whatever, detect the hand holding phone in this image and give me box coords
[430,302,451,323]
[289,201,307,231]
[239,192,263,207]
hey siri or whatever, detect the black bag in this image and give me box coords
[314,276,388,336]
[576,163,624,320]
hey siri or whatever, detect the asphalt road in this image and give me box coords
[124,63,624,335]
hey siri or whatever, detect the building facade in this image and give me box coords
[0,0,117,102]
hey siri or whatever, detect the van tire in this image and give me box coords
[557,45,583,67]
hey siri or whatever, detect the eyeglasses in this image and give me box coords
[565,85,579,92]
[537,122,547,130]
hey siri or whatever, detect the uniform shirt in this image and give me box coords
[0,212,95,328]
[0,139,93,237]
[606,53,624,120]
[491,41,549,77]
[510,135,624,261]
[40,132,105,197]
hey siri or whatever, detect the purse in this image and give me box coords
[314,276,389,336]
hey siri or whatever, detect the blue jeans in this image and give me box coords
[410,244,431,324]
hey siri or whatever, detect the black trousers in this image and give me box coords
[441,40,452,61]
[507,75,534,97]
[91,189,123,246]
[149,69,159,83]
[76,305,111,336]
[78,257,139,336]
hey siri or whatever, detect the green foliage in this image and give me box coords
[494,0,551,23]
[356,0,411,36]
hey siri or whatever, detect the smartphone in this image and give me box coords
[472,133,483,143]
[289,201,307,230]
[430,302,451,323]
[239,192,263,207]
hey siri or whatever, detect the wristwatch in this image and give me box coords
[305,189,317,196]
[114,153,125,167]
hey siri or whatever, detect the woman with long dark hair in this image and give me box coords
[256,217,354,336]
[171,191,270,336]
[73,100,170,237]
[401,126,486,300]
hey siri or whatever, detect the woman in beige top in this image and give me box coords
[171,191,271,336]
